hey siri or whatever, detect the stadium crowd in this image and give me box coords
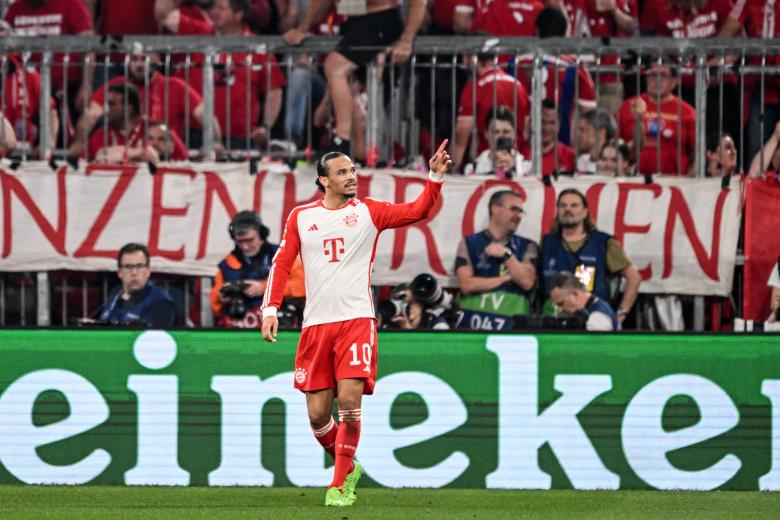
[0,0,776,176]
[0,0,779,331]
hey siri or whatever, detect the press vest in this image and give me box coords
[541,230,612,302]
[218,242,278,311]
[586,295,621,331]
[456,231,534,331]
[99,281,173,326]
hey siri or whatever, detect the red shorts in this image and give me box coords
[294,318,378,395]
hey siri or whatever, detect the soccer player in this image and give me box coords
[261,140,452,506]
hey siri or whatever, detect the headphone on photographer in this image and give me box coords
[228,210,269,241]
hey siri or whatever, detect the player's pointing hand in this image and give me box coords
[429,139,452,176]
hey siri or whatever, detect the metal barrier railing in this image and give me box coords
[0,35,779,175]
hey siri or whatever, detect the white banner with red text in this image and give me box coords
[0,161,741,295]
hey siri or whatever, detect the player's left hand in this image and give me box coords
[261,315,278,343]
[429,139,452,175]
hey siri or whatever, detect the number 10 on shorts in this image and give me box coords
[349,343,372,373]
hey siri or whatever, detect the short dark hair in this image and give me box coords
[550,271,586,292]
[117,243,150,267]
[582,109,617,140]
[484,105,516,131]
[542,98,557,111]
[488,189,522,216]
[644,57,680,77]
[229,210,269,241]
[536,6,568,38]
[229,0,250,18]
[316,151,349,192]
[107,83,141,116]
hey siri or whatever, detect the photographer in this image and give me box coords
[210,210,304,328]
[378,274,454,330]
[80,243,175,328]
[549,271,620,331]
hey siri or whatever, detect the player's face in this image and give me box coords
[557,193,588,229]
[234,228,263,258]
[550,287,579,314]
[118,250,151,294]
[491,194,524,232]
[323,156,358,198]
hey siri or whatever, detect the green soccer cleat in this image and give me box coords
[324,486,356,507]
[343,460,363,497]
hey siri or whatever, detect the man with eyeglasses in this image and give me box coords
[83,242,175,328]
[454,190,538,330]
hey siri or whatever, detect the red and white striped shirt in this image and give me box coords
[263,176,444,328]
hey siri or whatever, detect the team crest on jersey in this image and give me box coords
[295,367,307,384]
[344,213,358,228]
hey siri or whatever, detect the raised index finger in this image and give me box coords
[435,139,449,156]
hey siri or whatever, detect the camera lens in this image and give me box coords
[410,274,439,305]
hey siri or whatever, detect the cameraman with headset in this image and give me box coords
[210,210,304,328]
[549,271,620,331]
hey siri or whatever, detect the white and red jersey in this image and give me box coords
[263,177,444,328]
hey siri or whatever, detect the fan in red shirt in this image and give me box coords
[720,0,780,170]
[652,0,737,160]
[88,83,146,161]
[4,0,94,131]
[653,0,734,88]
[431,0,478,33]
[145,121,189,162]
[473,0,543,37]
[455,55,530,171]
[165,0,285,148]
[156,0,215,34]
[2,55,59,155]
[70,47,217,158]
[515,6,596,145]
[471,0,543,66]
[520,98,577,175]
[94,0,159,34]
[575,0,638,113]
[618,63,696,176]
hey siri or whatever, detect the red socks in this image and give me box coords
[311,416,338,458]
[329,409,362,488]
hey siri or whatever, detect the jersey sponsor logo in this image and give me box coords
[308,224,319,231]
[294,367,307,384]
[323,237,346,263]
[344,212,358,228]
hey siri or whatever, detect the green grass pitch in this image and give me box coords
[1,486,779,519]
